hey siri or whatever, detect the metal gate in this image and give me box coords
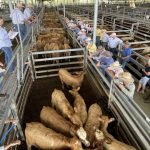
[29,48,87,79]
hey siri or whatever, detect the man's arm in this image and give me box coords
[4,140,21,150]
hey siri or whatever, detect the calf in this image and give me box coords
[84,103,102,145]
[25,122,83,150]
[51,89,83,127]
[40,106,90,147]
[69,88,87,125]
[59,68,85,89]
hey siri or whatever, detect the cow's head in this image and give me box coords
[76,127,90,147]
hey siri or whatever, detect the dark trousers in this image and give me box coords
[14,24,26,40]
[102,42,107,49]
[109,47,118,60]
[96,36,101,48]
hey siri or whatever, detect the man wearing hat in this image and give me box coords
[10,3,27,39]
[101,29,109,49]
[119,41,132,68]
[77,29,87,45]
[107,61,124,78]
[108,32,123,59]
[114,72,135,98]
[24,4,35,32]
[0,16,14,73]
[96,28,102,48]
[86,35,97,56]
[137,59,150,95]
[96,51,114,75]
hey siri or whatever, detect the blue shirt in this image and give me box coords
[80,34,87,44]
[0,27,12,49]
[98,57,114,69]
[24,8,32,19]
[10,8,26,24]
[108,37,123,48]
[121,48,132,57]
[102,33,109,42]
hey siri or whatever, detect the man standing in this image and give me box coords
[24,4,35,32]
[10,3,26,39]
[0,17,14,73]
[119,41,132,68]
[108,32,123,59]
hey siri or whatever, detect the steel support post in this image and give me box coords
[64,3,66,18]
[11,102,25,141]
[16,24,24,83]
[93,0,99,44]
[8,0,13,13]
[24,0,27,5]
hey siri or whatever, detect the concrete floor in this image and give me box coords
[134,81,150,118]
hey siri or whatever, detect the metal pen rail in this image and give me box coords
[0,6,44,147]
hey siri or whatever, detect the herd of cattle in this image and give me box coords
[35,12,71,63]
[25,68,137,150]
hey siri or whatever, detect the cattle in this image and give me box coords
[84,103,102,145]
[40,106,90,147]
[100,116,137,150]
[25,122,83,150]
[59,68,85,89]
[69,88,87,125]
[51,89,83,127]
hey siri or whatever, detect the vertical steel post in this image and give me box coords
[93,0,99,44]
[11,102,25,140]
[16,24,24,82]
[64,2,66,18]
[8,0,13,13]
[17,52,21,87]
[24,0,27,5]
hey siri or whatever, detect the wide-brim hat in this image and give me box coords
[81,28,86,32]
[16,3,24,8]
[110,61,121,68]
[119,72,134,82]
[101,51,113,57]
[27,4,34,8]
[110,32,117,37]
[102,29,107,32]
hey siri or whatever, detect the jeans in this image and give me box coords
[25,23,31,34]
[96,36,101,48]
[119,58,130,69]
[102,42,107,49]
[14,24,26,40]
[1,47,14,73]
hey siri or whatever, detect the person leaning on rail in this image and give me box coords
[10,3,27,40]
[96,51,114,76]
[108,32,123,60]
[101,29,109,49]
[114,72,135,98]
[137,59,150,94]
[0,119,21,150]
[24,4,35,32]
[85,35,97,57]
[119,41,133,69]
[0,17,14,73]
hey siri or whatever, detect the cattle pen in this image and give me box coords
[0,1,150,150]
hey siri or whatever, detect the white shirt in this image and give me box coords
[24,8,32,19]
[108,37,123,48]
[0,27,12,49]
[10,8,26,24]
[0,146,4,150]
